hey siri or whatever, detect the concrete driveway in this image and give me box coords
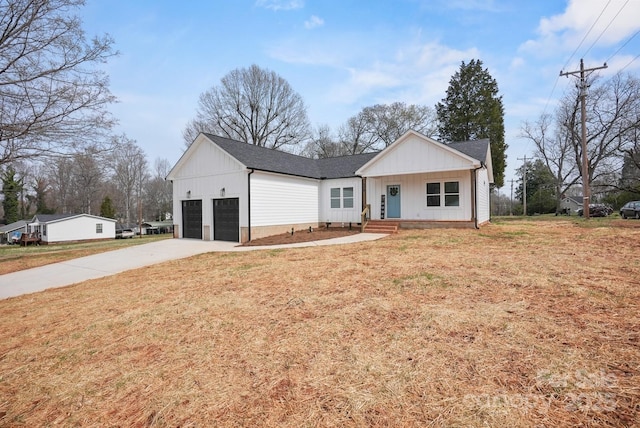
[0,234,386,299]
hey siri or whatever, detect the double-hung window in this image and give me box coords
[444,182,460,206]
[330,187,355,208]
[426,183,441,207]
[426,181,460,207]
[96,223,103,234]
[331,188,341,208]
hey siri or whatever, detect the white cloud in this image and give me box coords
[255,0,303,11]
[304,15,324,30]
[520,0,640,57]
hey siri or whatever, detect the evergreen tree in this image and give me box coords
[436,59,507,187]
[2,168,22,223]
[100,195,116,219]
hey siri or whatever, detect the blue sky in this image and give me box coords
[80,0,640,190]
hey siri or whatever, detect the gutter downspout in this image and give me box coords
[248,168,254,242]
[472,164,484,230]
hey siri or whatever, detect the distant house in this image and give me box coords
[28,214,116,244]
[167,130,493,243]
[0,220,28,244]
[560,196,583,214]
[141,220,174,235]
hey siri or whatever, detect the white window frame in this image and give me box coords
[331,187,355,209]
[96,223,103,234]
[330,187,341,209]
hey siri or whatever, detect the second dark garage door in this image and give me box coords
[213,198,239,242]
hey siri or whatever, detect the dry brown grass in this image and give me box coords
[0,219,639,427]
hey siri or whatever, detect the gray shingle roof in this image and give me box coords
[205,134,378,179]
[0,220,27,234]
[204,134,489,179]
[32,213,76,223]
[448,139,490,163]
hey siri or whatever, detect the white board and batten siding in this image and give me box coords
[42,216,116,243]
[367,171,472,221]
[476,168,491,224]
[250,171,319,226]
[319,178,362,224]
[359,133,476,177]
[170,136,248,238]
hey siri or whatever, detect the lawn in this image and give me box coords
[0,234,172,275]
[0,219,638,426]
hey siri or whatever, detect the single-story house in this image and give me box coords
[0,220,28,244]
[141,220,174,235]
[28,213,116,244]
[559,195,583,214]
[166,130,493,243]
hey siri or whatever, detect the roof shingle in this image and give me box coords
[204,133,489,179]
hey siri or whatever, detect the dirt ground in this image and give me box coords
[0,218,638,427]
[242,226,361,246]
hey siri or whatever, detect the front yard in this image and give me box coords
[0,219,638,426]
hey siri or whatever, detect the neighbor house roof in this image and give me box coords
[31,213,116,224]
[203,133,488,180]
[0,220,27,234]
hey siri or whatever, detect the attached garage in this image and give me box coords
[214,198,239,242]
[182,200,202,239]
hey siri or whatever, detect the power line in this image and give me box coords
[582,0,629,59]
[605,27,640,64]
[620,53,640,72]
[563,0,612,71]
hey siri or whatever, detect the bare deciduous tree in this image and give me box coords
[145,157,172,221]
[110,136,148,225]
[337,102,438,154]
[0,0,117,166]
[70,146,105,215]
[183,64,311,150]
[523,73,640,203]
[363,102,438,147]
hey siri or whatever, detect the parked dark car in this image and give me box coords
[577,203,612,217]
[620,201,640,219]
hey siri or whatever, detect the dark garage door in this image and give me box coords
[182,199,202,239]
[214,198,239,242]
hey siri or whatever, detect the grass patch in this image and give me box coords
[0,220,638,426]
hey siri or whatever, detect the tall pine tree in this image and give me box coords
[2,168,22,223]
[436,59,507,187]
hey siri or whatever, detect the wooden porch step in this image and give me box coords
[363,221,399,234]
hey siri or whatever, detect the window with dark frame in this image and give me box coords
[444,181,460,206]
[427,181,460,207]
[426,182,441,206]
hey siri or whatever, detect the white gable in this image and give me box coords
[167,134,244,180]
[356,130,481,177]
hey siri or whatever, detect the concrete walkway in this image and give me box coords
[0,233,386,299]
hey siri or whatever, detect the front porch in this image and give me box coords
[362,219,478,234]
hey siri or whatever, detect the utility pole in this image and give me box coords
[517,156,528,216]
[509,179,514,216]
[560,59,607,219]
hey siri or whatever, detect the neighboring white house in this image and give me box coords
[0,220,28,244]
[167,130,494,243]
[28,214,116,244]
